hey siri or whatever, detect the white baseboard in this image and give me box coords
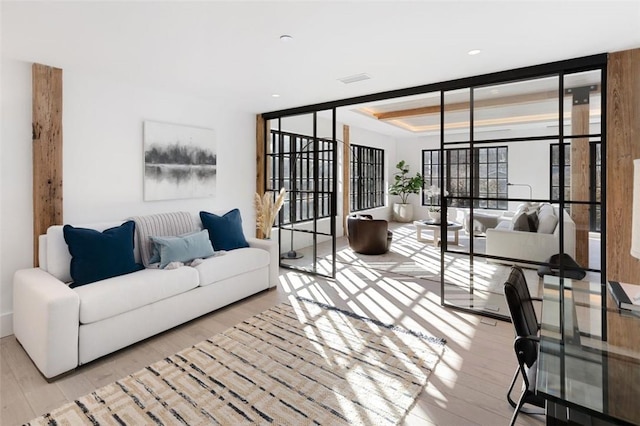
[0,312,13,338]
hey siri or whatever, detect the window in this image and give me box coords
[350,144,384,212]
[550,142,601,231]
[268,130,334,225]
[422,150,444,206]
[422,146,508,209]
[550,143,571,202]
[591,142,602,232]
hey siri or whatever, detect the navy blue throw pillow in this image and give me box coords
[200,209,249,251]
[63,221,144,288]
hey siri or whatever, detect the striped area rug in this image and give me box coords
[27,298,445,425]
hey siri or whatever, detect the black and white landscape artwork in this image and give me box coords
[143,121,217,201]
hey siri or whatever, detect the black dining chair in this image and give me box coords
[503,266,546,426]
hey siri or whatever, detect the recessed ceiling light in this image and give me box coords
[272,94,280,98]
[468,49,481,56]
[279,35,293,42]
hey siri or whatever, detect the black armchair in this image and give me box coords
[503,266,545,426]
[347,214,392,255]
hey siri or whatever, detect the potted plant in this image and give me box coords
[424,184,449,223]
[389,160,424,222]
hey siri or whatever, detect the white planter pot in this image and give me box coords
[429,211,441,223]
[393,203,413,222]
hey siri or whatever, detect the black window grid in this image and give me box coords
[550,141,602,231]
[422,146,508,210]
[350,144,385,212]
[266,130,334,226]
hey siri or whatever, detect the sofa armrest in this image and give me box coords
[246,237,279,288]
[13,268,80,379]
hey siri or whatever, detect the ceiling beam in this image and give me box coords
[373,86,601,121]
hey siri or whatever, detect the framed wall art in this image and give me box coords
[143,121,216,201]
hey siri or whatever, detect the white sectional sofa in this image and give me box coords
[485,204,576,267]
[13,211,279,380]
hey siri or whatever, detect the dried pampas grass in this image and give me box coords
[254,188,286,238]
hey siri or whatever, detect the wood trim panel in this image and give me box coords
[32,63,63,267]
[606,48,640,283]
[342,125,350,235]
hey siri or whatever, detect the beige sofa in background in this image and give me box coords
[485,204,576,267]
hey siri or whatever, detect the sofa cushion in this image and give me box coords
[130,212,197,267]
[74,267,199,324]
[537,204,558,234]
[527,211,539,232]
[495,221,513,230]
[46,221,126,283]
[512,212,531,232]
[63,221,144,288]
[150,230,215,268]
[194,247,269,287]
[200,209,250,251]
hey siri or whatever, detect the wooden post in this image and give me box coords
[256,115,266,238]
[606,49,640,421]
[570,100,590,267]
[256,115,266,195]
[607,48,640,283]
[342,125,350,236]
[32,63,63,267]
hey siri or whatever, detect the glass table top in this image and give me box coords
[538,276,640,425]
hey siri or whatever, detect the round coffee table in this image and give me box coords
[413,220,463,247]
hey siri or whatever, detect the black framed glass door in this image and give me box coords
[264,110,338,279]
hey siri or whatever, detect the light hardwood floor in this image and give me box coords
[1,264,545,426]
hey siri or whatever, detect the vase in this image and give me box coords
[429,211,441,223]
[392,203,413,222]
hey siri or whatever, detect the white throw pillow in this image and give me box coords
[537,204,558,234]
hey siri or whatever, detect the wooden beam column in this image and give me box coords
[256,115,266,195]
[342,125,350,236]
[606,49,640,422]
[32,63,63,267]
[256,114,266,238]
[607,48,640,283]
[570,94,591,267]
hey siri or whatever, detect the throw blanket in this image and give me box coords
[130,212,197,267]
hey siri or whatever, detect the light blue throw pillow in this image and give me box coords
[150,230,215,268]
[147,230,201,264]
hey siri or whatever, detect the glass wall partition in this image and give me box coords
[441,68,605,319]
[261,54,606,320]
[265,111,338,278]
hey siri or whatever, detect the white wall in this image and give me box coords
[395,135,439,220]
[347,122,397,221]
[0,58,256,337]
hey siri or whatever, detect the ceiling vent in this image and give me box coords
[338,73,371,84]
